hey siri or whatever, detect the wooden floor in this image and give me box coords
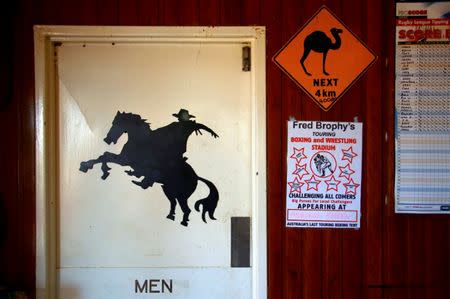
[0,0,449,298]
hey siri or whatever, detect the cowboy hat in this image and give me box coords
[172,109,195,121]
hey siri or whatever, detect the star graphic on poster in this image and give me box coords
[290,147,307,163]
[324,175,341,192]
[343,178,360,195]
[292,163,309,180]
[342,146,357,163]
[305,175,320,191]
[339,163,355,180]
[288,177,304,193]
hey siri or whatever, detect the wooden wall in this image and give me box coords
[0,0,449,298]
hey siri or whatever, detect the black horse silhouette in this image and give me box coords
[79,109,219,227]
[300,28,343,76]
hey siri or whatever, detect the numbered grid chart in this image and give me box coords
[395,24,450,213]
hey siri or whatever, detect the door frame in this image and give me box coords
[34,26,266,299]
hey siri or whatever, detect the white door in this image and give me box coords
[35,27,266,299]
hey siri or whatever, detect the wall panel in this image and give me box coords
[280,1,303,298]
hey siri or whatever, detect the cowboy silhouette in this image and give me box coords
[163,108,219,162]
[79,109,220,226]
[132,109,219,189]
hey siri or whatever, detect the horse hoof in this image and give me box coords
[79,162,91,172]
[101,172,110,180]
[181,221,188,227]
[166,215,175,221]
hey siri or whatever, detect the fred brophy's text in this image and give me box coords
[135,279,173,294]
[292,121,356,132]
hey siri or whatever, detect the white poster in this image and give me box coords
[286,121,363,229]
[395,1,450,213]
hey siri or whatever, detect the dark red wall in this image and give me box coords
[1,0,449,298]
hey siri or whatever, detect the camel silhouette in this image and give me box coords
[300,28,343,76]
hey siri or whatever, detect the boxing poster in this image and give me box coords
[286,121,363,229]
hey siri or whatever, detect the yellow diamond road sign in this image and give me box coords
[273,6,377,111]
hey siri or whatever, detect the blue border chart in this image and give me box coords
[395,1,450,213]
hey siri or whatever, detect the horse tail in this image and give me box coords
[194,176,219,223]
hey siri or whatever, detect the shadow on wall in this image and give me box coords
[0,192,8,298]
[0,2,16,111]
[36,286,80,299]
[59,287,81,299]
[0,291,28,299]
[0,193,5,249]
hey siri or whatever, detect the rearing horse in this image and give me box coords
[79,111,219,227]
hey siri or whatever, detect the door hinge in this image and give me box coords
[242,46,251,72]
